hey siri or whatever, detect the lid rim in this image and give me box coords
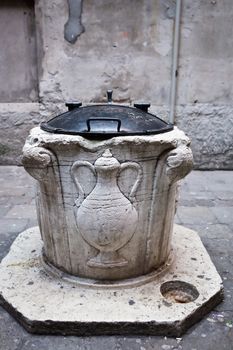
[40,122,173,138]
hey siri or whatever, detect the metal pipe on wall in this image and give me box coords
[169,0,182,124]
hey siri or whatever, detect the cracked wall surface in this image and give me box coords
[0,0,232,168]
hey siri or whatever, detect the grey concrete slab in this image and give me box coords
[178,191,233,205]
[182,224,233,240]
[0,197,10,205]
[5,205,36,220]
[180,172,207,192]
[176,206,219,225]
[6,195,36,206]
[0,219,29,236]
[211,207,233,225]
[201,171,233,186]
[215,191,233,201]
[0,204,12,218]
[0,186,33,198]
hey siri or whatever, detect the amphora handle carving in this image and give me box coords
[71,161,96,207]
[71,150,143,208]
[119,162,142,202]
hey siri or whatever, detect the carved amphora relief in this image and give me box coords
[71,149,142,268]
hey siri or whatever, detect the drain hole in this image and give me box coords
[160,280,199,304]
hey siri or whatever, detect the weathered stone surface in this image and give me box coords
[0,167,232,348]
[176,104,233,169]
[22,126,193,280]
[0,103,40,165]
[35,0,173,115]
[0,225,223,336]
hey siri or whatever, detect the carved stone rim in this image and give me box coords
[41,250,175,289]
[27,126,191,149]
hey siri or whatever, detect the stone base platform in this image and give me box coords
[0,225,223,337]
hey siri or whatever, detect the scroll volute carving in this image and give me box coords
[165,144,193,184]
[22,145,55,182]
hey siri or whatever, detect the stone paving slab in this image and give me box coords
[0,219,29,236]
[176,207,218,225]
[0,166,232,349]
[0,204,12,218]
[5,205,37,220]
[185,223,233,240]
[211,207,233,225]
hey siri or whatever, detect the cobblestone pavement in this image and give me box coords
[0,166,232,350]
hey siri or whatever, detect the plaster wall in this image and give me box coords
[0,0,232,168]
[37,0,173,115]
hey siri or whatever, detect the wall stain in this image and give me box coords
[0,143,10,156]
[64,0,85,44]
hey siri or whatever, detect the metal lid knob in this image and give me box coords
[107,90,113,103]
[66,102,82,111]
[134,103,151,113]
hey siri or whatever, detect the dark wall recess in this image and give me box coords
[0,0,38,102]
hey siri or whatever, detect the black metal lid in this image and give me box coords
[40,91,173,139]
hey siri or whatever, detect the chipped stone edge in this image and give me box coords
[25,126,191,151]
[0,289,224,337]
